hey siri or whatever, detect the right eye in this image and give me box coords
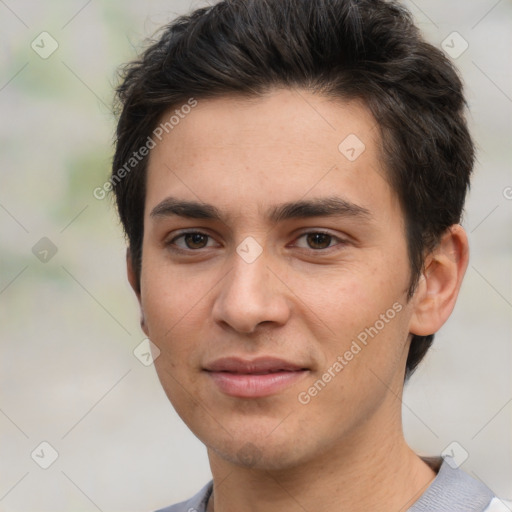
[165,231,221,252]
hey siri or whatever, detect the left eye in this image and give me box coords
[294,232,342,250]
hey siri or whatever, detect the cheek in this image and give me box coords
[140,251,207,327]
[299,300,411,428]
[140,269,201,379]
[298,264,401,332]
[142,266,209,420]
[295,263,411,378]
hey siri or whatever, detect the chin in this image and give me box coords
[209,439,309,471]
[200,419,323,471]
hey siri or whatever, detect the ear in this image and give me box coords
[409,224,469,336]
[126,248,149,337]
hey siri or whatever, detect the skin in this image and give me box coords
[127,88,469,512]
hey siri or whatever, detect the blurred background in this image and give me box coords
[0,0,511,510]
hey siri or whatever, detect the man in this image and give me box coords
[110,0,509,510]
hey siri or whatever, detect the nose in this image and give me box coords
[211,248,291,334]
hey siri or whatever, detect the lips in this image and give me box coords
[205,357,306,374]
[204,357,309,398]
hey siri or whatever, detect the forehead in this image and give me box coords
[145,89,397,223]
[152,89,379,157]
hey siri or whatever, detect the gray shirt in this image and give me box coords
[155,458,498,512]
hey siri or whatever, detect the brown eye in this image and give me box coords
[183,233,209,249]
[292,231,347,252]
[306,233,333,250]
[168,231,215,251]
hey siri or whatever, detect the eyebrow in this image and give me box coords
[150,196,372,223]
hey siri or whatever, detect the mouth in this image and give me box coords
[203,357,310,398]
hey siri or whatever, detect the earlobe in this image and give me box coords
[140,311,149,337]
[409,225,469,336]
[126,248,149,336]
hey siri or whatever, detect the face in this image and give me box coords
[135,89,418,470]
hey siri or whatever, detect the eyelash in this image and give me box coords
[165,230,347,253]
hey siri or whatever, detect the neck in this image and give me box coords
[206,398,436,512]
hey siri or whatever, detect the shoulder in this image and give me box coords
[154,481,213,512]
[409,457,505,511]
